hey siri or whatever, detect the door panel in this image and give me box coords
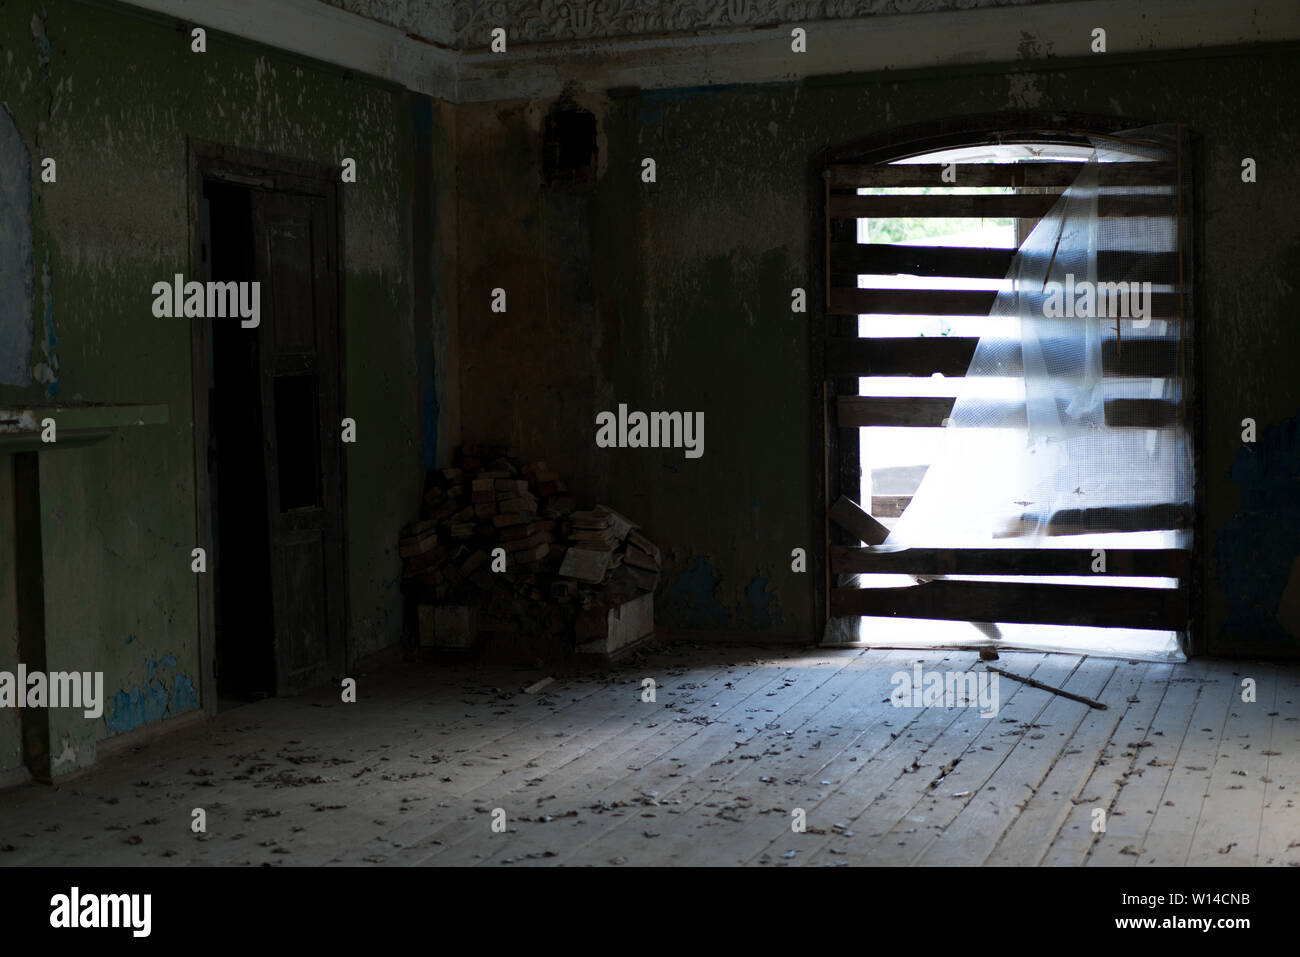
[274,531,330,680]
[273,374,323,510]
[252,190,345,694]
[266,219,319,352]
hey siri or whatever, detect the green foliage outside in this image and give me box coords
[859,185,1015,244]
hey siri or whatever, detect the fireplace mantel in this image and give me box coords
[0,403,169,452]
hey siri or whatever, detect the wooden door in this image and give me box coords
[252,190,346,694]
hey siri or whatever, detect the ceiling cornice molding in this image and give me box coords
[116,0,1300,104]
[115,0,462,98]
[446,0,1054,50]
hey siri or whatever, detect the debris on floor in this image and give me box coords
[399,444,661,662]
[523,677,555,695]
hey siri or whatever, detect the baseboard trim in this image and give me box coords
[0,764,32,792]
[45,709,210,786]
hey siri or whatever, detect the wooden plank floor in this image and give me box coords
[0,644,1296,867]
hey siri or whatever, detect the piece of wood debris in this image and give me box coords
[986,666,1108,710]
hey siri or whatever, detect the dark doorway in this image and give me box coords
[204,180,275,701]
[200,167,347,705]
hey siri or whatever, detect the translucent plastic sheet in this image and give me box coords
[825,126,1191,658]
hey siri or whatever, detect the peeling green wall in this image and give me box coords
[0,462,18,773]
[0,0,432,775]
[457,46,1300,654]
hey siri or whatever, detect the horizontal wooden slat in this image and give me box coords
[831,243,1014,279]
[828,494,889,545]
[839,396,964,428]
[829,243,1176,280]
[825,161,1175,189]
[828,287,1181,319]
[828,192,1171,220]
[830,579,1186,629]
[1105,338,1182,377]
[1009,503,1193,536]
[830,288,996,315]
[831,546,1190,577]
[1104,397,1182,429]
[825,336,1181,379]
[870,495,911,518]
[838,395,1176,429]
[826,336,978,377]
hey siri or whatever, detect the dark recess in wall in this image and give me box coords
[543,101,598,188]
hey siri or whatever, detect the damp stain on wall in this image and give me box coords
[740,574,782,628]
[1213,414,1300,649]
[663,556,731,629]
[662,556,784,631]
[0,103,34,386]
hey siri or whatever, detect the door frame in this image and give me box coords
[186,139,349,712]
[808,111,1204,653]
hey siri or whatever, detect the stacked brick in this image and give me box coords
[398,444,660,650]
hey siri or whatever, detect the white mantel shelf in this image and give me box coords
[0,403,169,452]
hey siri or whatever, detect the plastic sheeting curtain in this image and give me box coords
[826,125,1192,648]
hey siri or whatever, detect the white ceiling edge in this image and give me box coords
[116,0,461,98]
[117,0,1300,104]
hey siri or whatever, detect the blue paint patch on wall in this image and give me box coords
[642,84,743,106]
[637,84,747,128]
[662,556,731,629]
[172,674,199,714]
[105,680,169,734]
[1214,414,1300,647]
[635,103,665,128]
[739,575,782,628]
[41,249,58,396]
[104,657,198,734]
[32,9,52,68]
[0,104,34,386]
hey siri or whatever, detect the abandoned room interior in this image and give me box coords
[1,0,1298,879]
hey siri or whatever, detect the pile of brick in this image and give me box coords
[398,444,660,654]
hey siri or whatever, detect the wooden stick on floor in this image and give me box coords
[986,665,1108,710]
